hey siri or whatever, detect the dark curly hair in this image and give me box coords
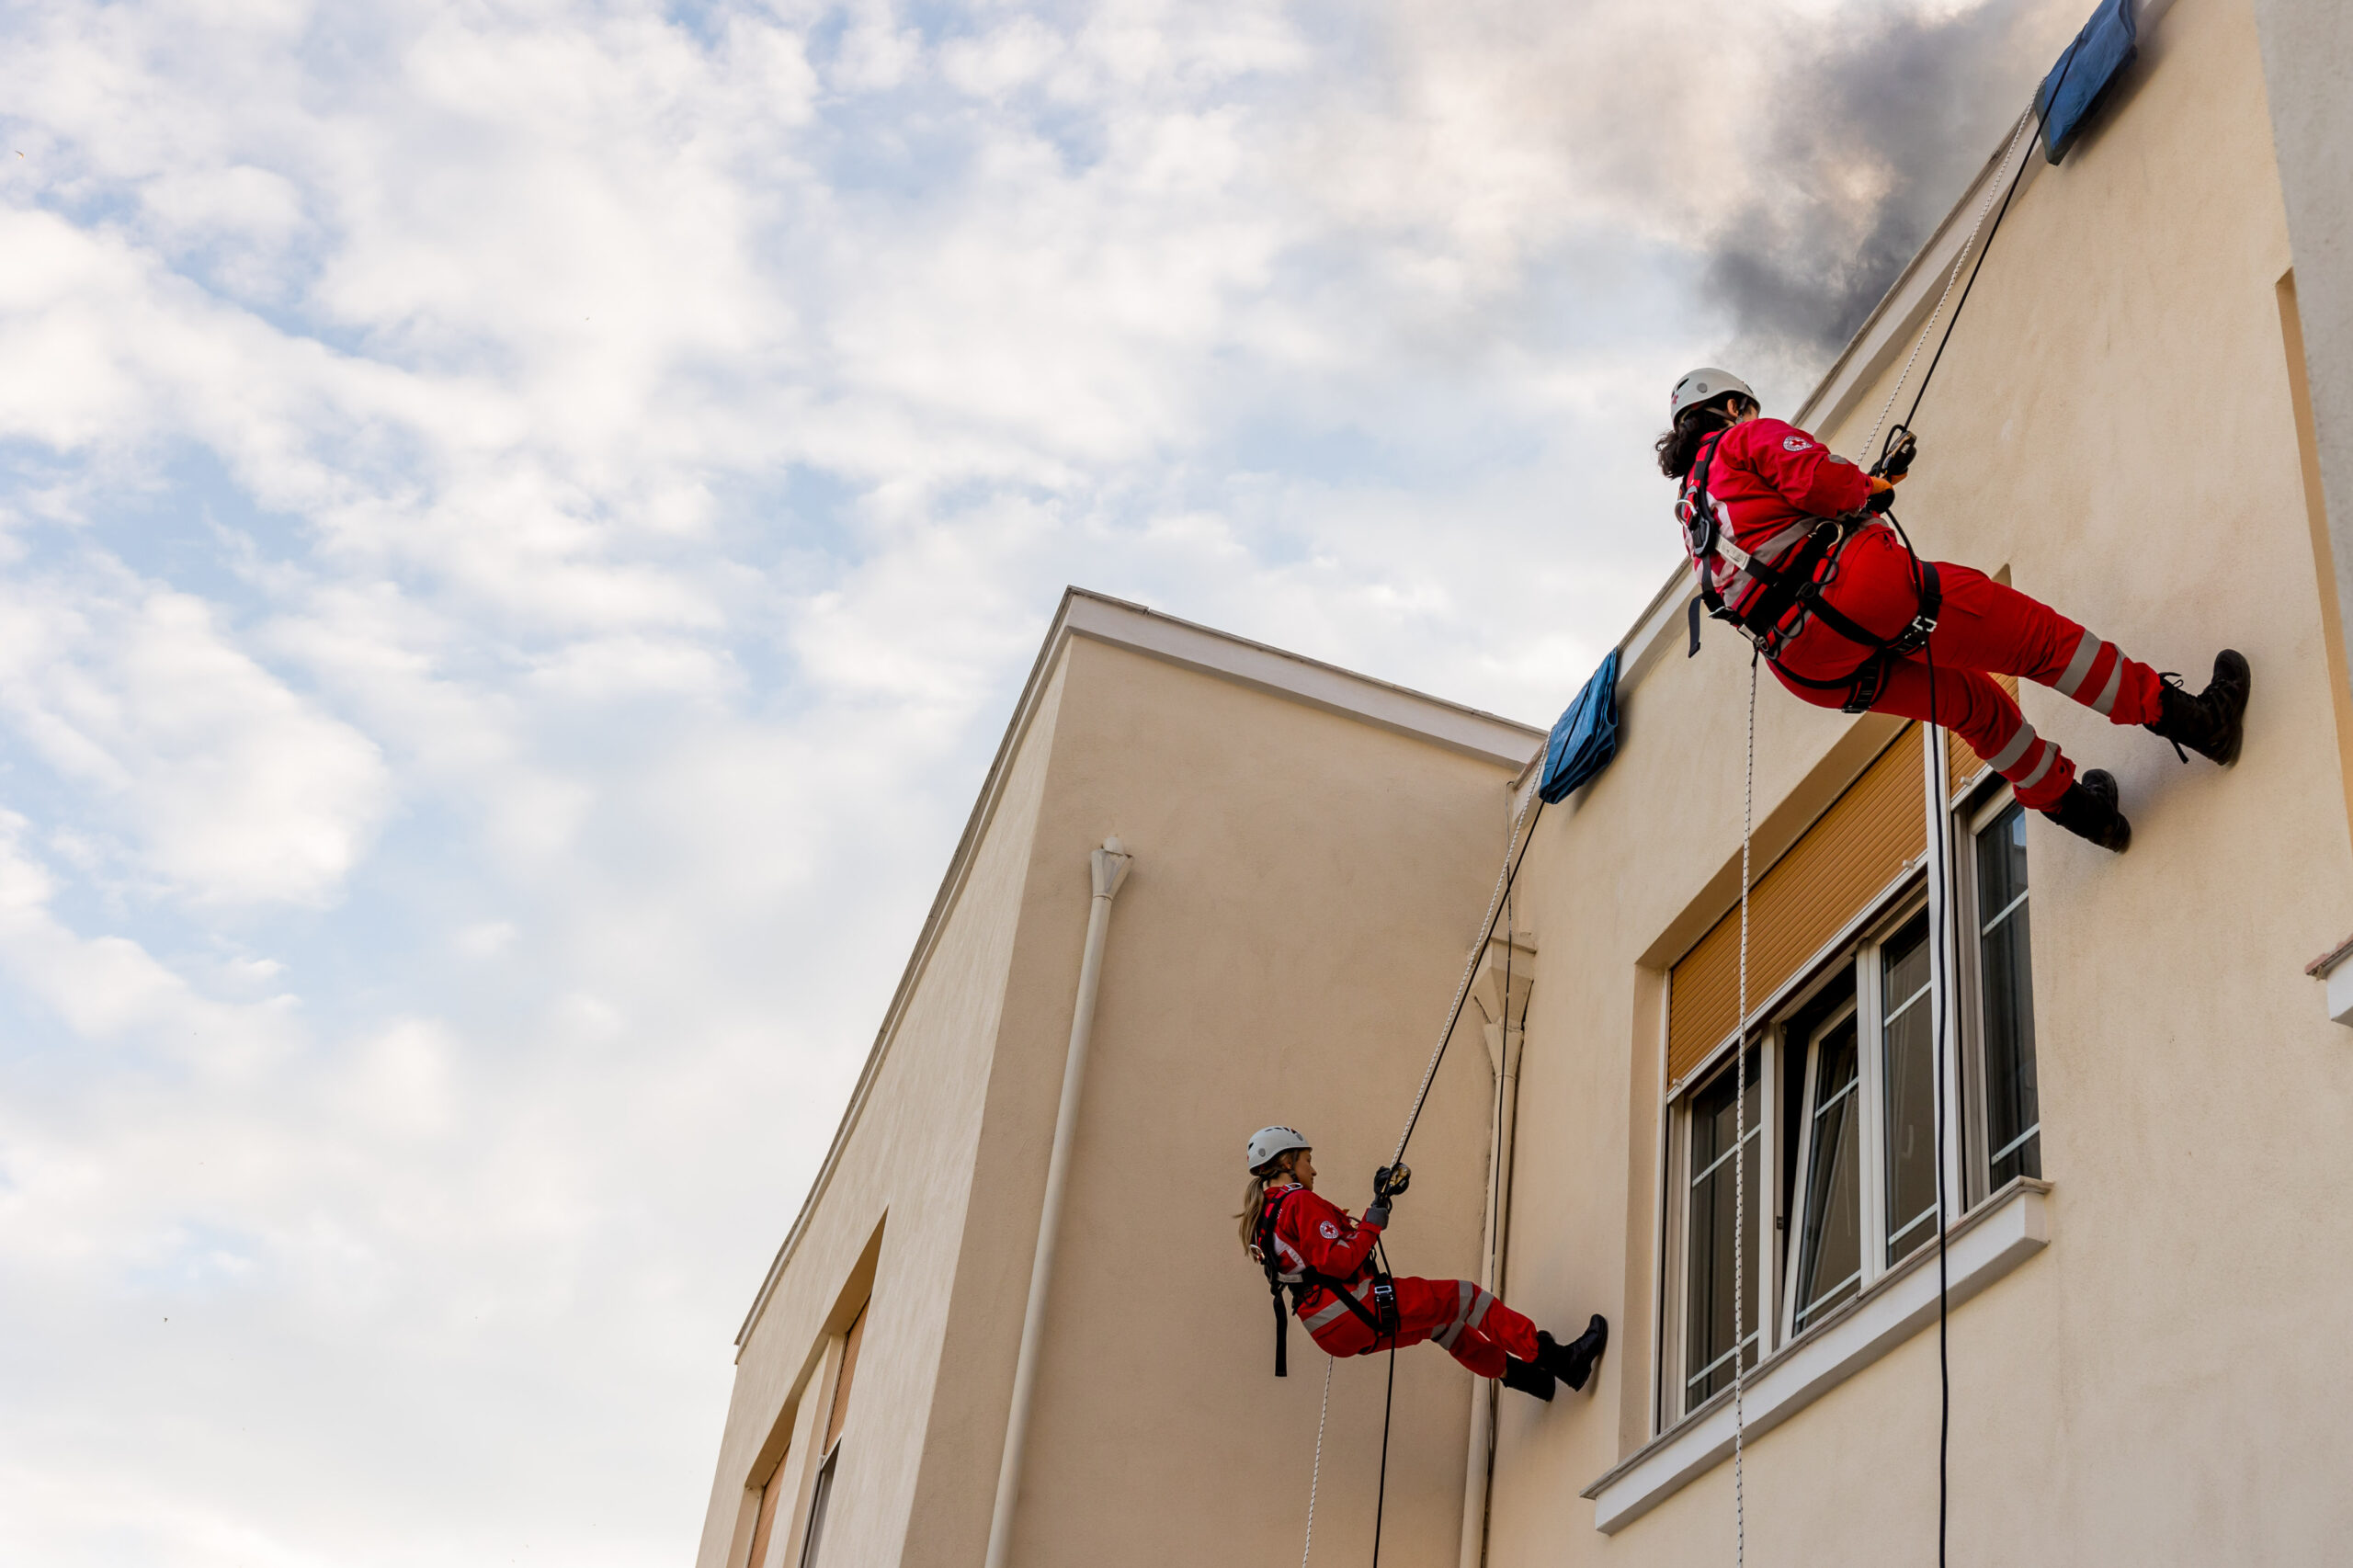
[1654,392,1756,480]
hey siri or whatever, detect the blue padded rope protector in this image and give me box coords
[1539,647,1622,804]
[2036,0,2136,165]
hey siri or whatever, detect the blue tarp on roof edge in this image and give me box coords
[2036,0,2138,164]
[1538,648,1620,804]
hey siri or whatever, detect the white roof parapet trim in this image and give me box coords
[1064,591,1544,769]
[734,588,1541,1349]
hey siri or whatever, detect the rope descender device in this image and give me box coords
[1371,1163,1413,1199]
[1873,425,1920,481]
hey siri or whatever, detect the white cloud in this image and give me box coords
[0,574,390,905]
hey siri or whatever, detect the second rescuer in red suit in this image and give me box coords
[1241,1132,1605,1399]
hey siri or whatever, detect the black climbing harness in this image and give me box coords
[1680,425,1942,714]
[1254,1186,1399,1378]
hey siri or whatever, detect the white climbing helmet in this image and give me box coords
[1669,367,1756,423]
[1245,1125,1311,1172]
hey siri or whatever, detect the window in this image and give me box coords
[1777,904,1936,1332]
[745,1457,788,1568]
[797,1452,837,1568]
[1681,1047,1763,1410]
[1880,914,1938,1264]
[1972,800,2040,1187]
[798,1305,866,1568]
[1668,900,1940,1417]
[1660,729,2052,1430]
[1790,1005,1861,1330]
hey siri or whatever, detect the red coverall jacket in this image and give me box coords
[1686,416,1874,628]
[1258,1182,1383,1332]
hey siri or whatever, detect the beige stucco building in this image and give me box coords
[697,0,2353,1562]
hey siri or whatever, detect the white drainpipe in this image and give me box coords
[984,837,1131,1568]
[1460,932,1529,1568]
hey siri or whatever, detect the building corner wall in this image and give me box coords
[692,653,1076,1568]
[2256,0,2353,848]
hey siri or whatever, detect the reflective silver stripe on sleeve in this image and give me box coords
[1986,721,2040,775]
[2015,744,2059,793]
[1465,1289,1495,1333]
[2055,633,2105,699]
[2091,659,2125,717]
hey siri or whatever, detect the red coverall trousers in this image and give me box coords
[1264,1182,1541,1380]
[1302,1275,1540,1379]
[1772,526,2165,810]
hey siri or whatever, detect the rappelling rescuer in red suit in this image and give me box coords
[1658,368,2251,851]
[1239,1125,1607,1400]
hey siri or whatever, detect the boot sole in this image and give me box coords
[2208,650,2251,767]
[1558,1315,1608,1392]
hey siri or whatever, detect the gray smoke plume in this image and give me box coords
[1704,0,2071,387]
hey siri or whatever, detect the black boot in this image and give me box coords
[1499,1355,1554,1402]
[2146,650,2251,767]
[2043,768,2131,853]
[1538,1315,1608,1392]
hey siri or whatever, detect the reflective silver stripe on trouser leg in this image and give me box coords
[2014,741,2059,793]
[1986,719,2040,775]
[1434,1280,1477,1349]
[2055,632,2106,699]
[2090,658,2125,717]
[1301,1282,1372,1335]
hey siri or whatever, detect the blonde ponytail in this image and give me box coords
[1235,1151,1302,1253]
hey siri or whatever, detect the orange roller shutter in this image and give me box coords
[1666,725,1927,1087]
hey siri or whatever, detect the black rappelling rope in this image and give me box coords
[1389,794,1549,1166]
[1869,49,2083,1564]
[1369,1239,1398,1568]
[1879,37,2084,471]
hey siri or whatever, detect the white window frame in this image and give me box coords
[1665,1038,1776,1417]
[1955,781,2042,1203]
[1775,894,1937,1344]
[1783,994,1867,1336]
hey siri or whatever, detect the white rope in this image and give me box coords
[1390,782,1541,1166]
[1300,1354,1333,1567]
[1854,108,2038,467]
[1733,655,1756,1568]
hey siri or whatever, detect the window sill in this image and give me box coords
[2305,932,2353,1028]
[1582,1178,2052,1534]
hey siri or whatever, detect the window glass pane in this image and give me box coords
[1881,915,1938,1264]
[1685,1049,1762,1410]
[1976,804,2040,1186]
[799,1450,837,1568]
[1794,1016,1863,1328]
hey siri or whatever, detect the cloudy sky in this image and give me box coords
[0,0,2080,1560]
